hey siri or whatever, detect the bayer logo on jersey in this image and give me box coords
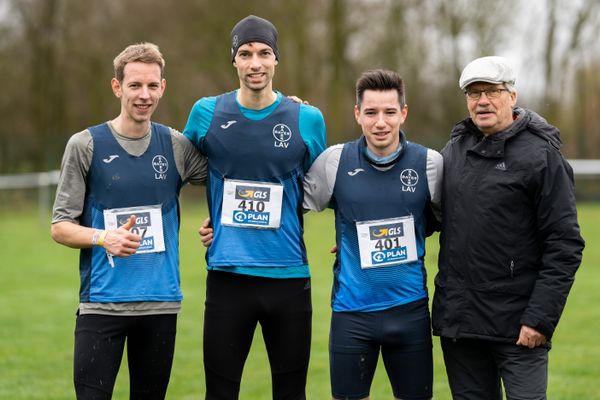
[272,123,292,148]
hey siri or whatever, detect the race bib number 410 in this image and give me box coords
[356,216,418,269]
[221,179,283,229]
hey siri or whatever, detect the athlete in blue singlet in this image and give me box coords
[51,43,206,400]
[303,70,443,400]
[183,15,325,400]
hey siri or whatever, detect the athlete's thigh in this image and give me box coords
[329,311,379,400]
[73,314,128,400]
[493,342,548,400]
[261,277,312,368]
[380,301,433,399]
[127,314,177,400]
[203,271,260,381]
[440,337,502,400]
[260,278,312,399]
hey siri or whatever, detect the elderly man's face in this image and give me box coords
[465,83,517,135]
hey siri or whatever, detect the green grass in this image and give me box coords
[0,200,598,399]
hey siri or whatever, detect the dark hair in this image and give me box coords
[356,69,405,109]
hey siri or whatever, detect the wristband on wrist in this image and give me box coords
[91,230,100,246]
[97,230,108,247]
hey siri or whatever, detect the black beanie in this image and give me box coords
[231,15,279,62]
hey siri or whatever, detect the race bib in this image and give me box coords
[103,204,165,254]
[356,216,418,269]
[221,179,283,229]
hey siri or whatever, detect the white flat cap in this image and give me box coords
[459,56,516,90]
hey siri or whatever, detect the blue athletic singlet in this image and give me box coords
[331,136,430,312]
[201,92,309,273]
[184,91,325,278]
[79,122,183,302]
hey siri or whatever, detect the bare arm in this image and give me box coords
[51,216,141,257]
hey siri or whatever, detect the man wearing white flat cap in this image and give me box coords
[432,56,584,399]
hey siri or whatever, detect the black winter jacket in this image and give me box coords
[432,108,584,344]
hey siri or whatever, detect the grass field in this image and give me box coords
[0,197,598,399]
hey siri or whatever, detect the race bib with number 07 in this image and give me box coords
[103,204,165,254]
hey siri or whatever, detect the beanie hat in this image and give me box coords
[231,15,279,62]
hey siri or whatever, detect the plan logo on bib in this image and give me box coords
[400,169,418,193]
[152,155,168,180]
[273,124,292,148]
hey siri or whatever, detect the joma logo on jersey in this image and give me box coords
[235,186,271,201]
[369,223,404,240]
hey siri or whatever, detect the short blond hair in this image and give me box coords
[113,42,165,82]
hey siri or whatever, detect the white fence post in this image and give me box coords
[0,170,60,224]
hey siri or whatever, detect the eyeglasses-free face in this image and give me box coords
[354,89,407,157]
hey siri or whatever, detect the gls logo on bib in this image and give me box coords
[236,186,271,201]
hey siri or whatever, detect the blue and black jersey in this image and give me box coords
[332,137,431,311]
[184,91,326,278]
[79,122,183,303]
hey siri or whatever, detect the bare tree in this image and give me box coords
[0,0,598,174]
[541,0,600,156]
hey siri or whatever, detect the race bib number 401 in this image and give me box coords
[103,204,165,254]
[221,179,283,229]
[356,216,418,269]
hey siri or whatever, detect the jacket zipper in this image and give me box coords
[509,260,515,278]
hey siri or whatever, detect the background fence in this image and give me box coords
[1,160,599,224]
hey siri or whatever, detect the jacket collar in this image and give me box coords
[452,107,563,158]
